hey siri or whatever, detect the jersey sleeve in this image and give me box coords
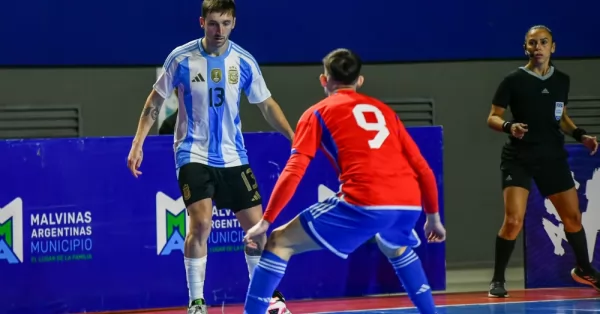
[491,76,511,108]
[239,55,272,104]
[396,116,439,214]
[291,109,322,158]
[153,49,181,99]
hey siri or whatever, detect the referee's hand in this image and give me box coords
[582,135,598,155]
[127,145,144,178]
[510,123,528,139]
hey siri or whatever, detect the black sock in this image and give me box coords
[565,227,593,273]
[492,235,516,282]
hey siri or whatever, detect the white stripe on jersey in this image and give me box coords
[153,39,271,169]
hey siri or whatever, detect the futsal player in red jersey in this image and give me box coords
[242,48,446,314]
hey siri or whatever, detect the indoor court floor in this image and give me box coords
[106,288,600,314]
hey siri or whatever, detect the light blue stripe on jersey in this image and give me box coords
[179,58,194,166]
[232,43,262,75]
[164,40,197,71]
[206,55,227,166]
[233,57,253,164]
[238,57,252,94]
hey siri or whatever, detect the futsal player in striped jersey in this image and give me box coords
[126,1,295,313]
[242,48,446,314]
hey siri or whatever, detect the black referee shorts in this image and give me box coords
[500,156,575,197]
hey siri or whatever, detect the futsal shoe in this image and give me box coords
[187,298,207,314]
[488,281,509,298]
[271,290,291,314]
[571,267,600,292]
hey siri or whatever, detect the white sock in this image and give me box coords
[245,253,261,279]
[184,256,207,303]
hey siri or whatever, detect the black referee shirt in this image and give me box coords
[492,66,570,159]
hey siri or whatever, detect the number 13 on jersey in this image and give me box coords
[352,104,390,149]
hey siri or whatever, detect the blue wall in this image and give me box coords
[0,128,445,314]
[1,0,598,66]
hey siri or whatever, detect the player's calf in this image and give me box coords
[244,237,265,279]
[246,228,295,308]
[185,201,213,313]
[245,250,288,314]
[236,205,268,279]
[549,189,598,280]
[244,217,321,314]
[377,240,436,314]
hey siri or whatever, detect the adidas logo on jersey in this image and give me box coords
[251,191,261,202]
[542,88,549,94]
[192,73,205,82]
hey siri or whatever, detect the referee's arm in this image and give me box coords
[559,107,578,137]
[487,77,511,132]
[487,105,508,132]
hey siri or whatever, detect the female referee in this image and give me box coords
[486,25,599,298]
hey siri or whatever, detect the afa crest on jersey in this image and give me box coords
[228,66,239,84]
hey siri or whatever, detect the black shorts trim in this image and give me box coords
[176,162,263,213]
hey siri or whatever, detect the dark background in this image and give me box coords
[1,0,599,269]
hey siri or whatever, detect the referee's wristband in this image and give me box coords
[572,128,587,142]
[502,121,513,134]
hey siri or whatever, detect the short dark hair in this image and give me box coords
[202,0,236,18]
[322,48,362,85]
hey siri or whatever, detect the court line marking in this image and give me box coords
[308,297,600,313]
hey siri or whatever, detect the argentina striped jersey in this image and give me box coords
[153,39,271,168]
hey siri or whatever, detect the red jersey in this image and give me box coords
[263,89,438,223]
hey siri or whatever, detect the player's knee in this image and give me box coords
[560,209,582,231]
[503,215,523,228]
[188,217,212,241]
[502,188,528,233]
[185,201,213,241]
[375,236,407,258]
[265,228,289,251]
[501,212,524,233]
[547,188,582,231]
[499,222,522,240]
[383,246,407,259]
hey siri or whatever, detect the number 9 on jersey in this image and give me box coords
[352,104,390,149]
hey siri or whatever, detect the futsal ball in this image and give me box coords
[267,298,290,314]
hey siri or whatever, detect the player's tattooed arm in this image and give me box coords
[132,90,165,147]
[142,102,161,121]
